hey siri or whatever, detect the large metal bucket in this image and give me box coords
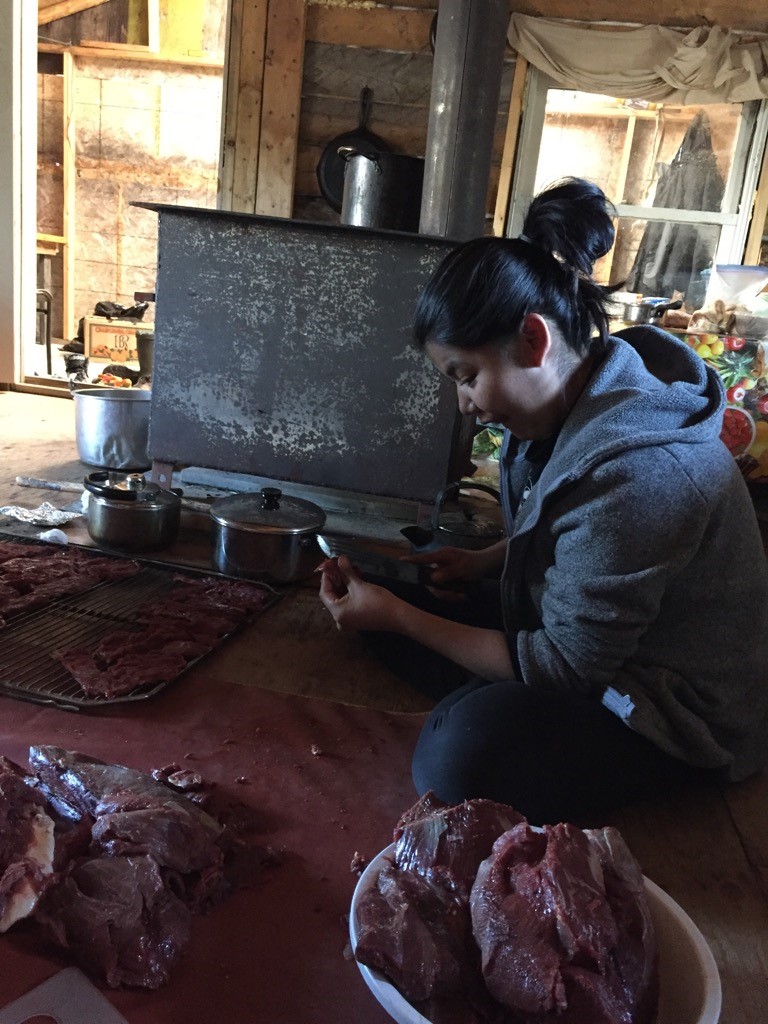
[340,150,424,232]
[73,388,151,470]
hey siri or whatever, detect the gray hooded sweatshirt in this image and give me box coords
[499,325,768,780]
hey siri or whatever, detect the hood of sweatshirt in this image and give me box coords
[508,324,726,532]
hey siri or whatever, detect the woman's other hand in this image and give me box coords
[318,555,407,633]
[402,540,507,586]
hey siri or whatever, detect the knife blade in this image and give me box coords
[317,534,433,587]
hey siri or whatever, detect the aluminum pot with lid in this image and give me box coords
[84,471,181,552]
[210,487,326,584]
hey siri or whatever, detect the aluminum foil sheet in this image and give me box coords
[0,502,83,527]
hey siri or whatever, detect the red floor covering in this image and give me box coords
[0,671,426,1024]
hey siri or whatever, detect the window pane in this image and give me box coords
[535,92,743,214]
[596,217,721,311]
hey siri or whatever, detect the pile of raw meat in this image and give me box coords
[0,746,274,988]
[354,793,658,1024]
[54,574,274,699]
[0,540,141,625]
[0,539,274,699]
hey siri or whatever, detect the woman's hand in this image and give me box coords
[318,555,516,681]
[318,556,408,633]
[403,540,507,586]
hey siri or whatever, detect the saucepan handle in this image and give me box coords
[430,480,501,530]
[83,471,145,501]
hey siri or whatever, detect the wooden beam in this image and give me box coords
[38,0,111,27]
[744,139,768,266]
[256,0,308,217]
[600,111,636,282]
[492,57,527,237]
[78,40,155,53]
[219,0,269,213]
[366,0,438,8]
[306,5,433,52]
[37,40,223,69]
[503,1,768,33]
[62,51,76,341]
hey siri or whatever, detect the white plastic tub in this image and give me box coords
[350,845,722,1024]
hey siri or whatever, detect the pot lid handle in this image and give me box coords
[83,471,159,502]
[260,486,282,511]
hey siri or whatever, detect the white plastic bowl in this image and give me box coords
[350,845,722,1024]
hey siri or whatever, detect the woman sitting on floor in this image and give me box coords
[319,177,768,825]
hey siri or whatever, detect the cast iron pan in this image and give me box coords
[316,86,391,213]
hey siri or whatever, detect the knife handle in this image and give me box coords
[15,476,85,492]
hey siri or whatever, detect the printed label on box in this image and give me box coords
[84,317,142,365]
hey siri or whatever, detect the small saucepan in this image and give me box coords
[210,487,326,584]
[84,471,181,552]
[619,298,683,324]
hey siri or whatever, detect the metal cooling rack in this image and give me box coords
[0,534,281,711]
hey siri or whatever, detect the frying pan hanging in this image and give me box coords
[316,86,391,213]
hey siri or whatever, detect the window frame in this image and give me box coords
[505,66,768,269]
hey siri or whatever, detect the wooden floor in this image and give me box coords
[1,387,767,1023]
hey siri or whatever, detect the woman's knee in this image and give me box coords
[412,723,476,804]
[411,680,527,803]
[410,680,610,809]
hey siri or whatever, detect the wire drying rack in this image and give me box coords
[0,535,281,711]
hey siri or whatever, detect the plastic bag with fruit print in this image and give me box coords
[679,332,768,480]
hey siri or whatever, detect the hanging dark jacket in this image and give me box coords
[625,109,725,308]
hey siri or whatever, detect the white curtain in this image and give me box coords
[508,15,768,103]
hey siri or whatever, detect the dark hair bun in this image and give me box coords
[522,177,616,276]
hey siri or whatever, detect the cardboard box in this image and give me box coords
[83,316,147,367]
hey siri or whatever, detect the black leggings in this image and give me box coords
[412,677,720,826]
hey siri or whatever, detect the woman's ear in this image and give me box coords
[518,313,552,368]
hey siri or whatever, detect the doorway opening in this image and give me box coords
[31,0,227,388]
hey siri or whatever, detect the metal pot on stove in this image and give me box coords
[84,471,181,552]
[210,487,326,584]
[401,480,504,553]
[616,297,683,324]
